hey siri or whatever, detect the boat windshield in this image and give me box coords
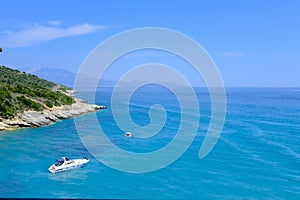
[55,160,64,166]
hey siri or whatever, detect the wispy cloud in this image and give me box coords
[0,22,107,48]
[47,20,63,26]
[222,51,244,57]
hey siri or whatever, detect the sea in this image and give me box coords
[0,87,299,199]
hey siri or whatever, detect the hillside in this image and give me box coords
[0,65,75,119]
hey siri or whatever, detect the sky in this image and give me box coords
[0,0,299,87]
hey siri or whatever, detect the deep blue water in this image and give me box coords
[0,88,299,199]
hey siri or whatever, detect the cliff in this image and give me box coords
[0,97,106,130]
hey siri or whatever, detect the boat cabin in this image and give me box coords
[55,157,72,166]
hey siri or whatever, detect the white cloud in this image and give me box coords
[47,20,63,26]
[222,51,244,57]
[0,23,107,48]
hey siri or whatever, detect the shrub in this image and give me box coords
[45,101,53,108]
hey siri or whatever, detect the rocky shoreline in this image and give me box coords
[0,97,106,131]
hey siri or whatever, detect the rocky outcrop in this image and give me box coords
[0,100,106,131]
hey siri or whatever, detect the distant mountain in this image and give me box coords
[21,67,187,90]
[21,67,117,88]
[21,68,76,88]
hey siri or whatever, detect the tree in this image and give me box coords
[0,47,2,52]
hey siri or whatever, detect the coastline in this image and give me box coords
[0,91,106,131]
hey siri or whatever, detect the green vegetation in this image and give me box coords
[17,96,42,111]
[45,101,53,108]
[0,66,75,119]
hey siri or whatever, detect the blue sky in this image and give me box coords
[0,0,299,87]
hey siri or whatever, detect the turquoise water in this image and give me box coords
[0,88,299,199]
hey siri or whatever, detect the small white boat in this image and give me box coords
[48,157,89,173]
[124,132,133,137]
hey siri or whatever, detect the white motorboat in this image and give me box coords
[48,157,89,173]
[124,132,133,137]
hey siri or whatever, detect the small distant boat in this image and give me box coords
[124,132,133,137]
[48,157,89,173]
